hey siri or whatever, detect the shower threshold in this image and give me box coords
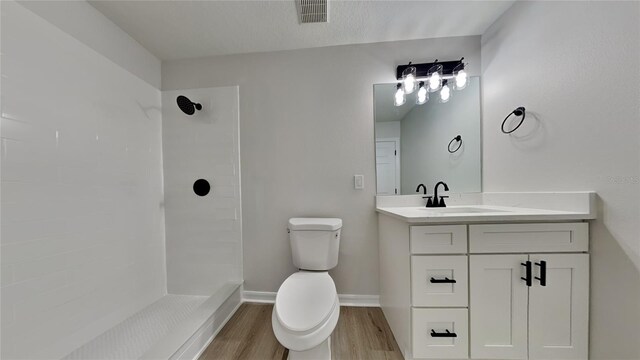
[63,282,242,360]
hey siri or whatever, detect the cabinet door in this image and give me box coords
[529,254,589,360]
[470,255,529,359]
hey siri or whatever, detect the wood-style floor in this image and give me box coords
[199,303,404,360]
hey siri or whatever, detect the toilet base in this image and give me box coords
[288,337,331,360]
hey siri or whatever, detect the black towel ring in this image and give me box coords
[501,107,526,134]
[448,135,462,153]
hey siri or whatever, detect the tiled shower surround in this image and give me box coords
[1,2,165,358]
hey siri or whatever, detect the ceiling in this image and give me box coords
[89,0,514,61]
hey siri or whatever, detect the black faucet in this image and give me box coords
[432,181,450,207]
[416,184,436,207]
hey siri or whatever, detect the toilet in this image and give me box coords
[272,218,342,360]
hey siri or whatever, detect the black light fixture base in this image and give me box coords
[396,58,465,80]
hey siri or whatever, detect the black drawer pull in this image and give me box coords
[430,277,457,284]
[535,260,547,286]
[521,261,532,287]
[430,329,457,338]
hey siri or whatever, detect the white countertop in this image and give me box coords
[376,204,593,224]
[375,192,596,223]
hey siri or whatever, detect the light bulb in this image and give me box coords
[401,66,417,94]
[455,69,467,90]
[428,72,441,90]
[394,85,406,107]
[440,83,451,103]
[453,61,468,90]
[403,74,416,94]
[416,82,428,105]
[426,64,443,93]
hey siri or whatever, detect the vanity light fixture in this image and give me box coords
[394,83,406,106]
[402,64,417,94]
[440,80,451,103]
[394,58,468,106]
[416,81,429,105]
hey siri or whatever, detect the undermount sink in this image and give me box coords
[419,206,509,214]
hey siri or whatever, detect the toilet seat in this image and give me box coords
[273,271,340,352]
[275,272,338,333]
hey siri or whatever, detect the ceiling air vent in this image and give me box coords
[296,0,329,24]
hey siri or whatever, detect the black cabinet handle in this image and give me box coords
[535,260,547,286]
[430,329,457,338]
[521,261,532,287]
[430,277,457,284]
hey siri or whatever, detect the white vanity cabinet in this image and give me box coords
[378,215,590,360]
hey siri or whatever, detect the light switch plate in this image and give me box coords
[354,175,364,190]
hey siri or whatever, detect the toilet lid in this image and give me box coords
[275,272,338,333]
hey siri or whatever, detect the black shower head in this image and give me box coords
[176,95,202,115]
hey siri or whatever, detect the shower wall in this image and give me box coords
[1,2,165,359]
[161,87,242,296]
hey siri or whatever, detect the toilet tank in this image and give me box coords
[288,218,342,271]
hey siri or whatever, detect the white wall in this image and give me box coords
[374,121,400,140]
[1,2,165,358]
[481,2,640,358]
[162,36,481,295]
[17,0,161,88]
[400,77,481,194]
[162,87,242,296]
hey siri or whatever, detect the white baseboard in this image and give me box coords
[243,290,380,307]
[337,294,380,307]
[242,290,277,304]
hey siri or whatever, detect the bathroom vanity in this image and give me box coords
[376,192,596,360]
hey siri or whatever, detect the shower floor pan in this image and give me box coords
[63,282,242,360]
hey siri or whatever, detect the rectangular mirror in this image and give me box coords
[374,77,481,195]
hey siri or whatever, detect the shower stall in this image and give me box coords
[1,2,242,359]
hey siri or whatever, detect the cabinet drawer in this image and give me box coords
[412,255,468,307]
[411,225,467,254]
[469,223,588,253]
[412,308,469,359]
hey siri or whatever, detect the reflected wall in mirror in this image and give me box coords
[374,77,481,195]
